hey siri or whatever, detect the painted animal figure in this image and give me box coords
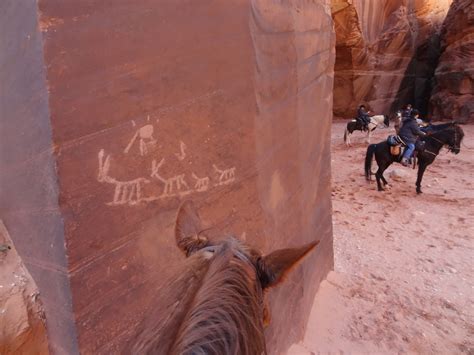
[344,114,390,146]
[365,122,464,193]
[128,201,318,354]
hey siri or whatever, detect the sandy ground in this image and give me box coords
[291,122,474,354]
[0,221,48,354]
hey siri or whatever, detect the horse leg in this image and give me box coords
[375,162,390,191]
[416,161,428,194]
[346,129,351,146]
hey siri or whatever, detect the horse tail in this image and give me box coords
[365,144,377,180]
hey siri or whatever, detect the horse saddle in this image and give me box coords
[387,135,404,156]
[388,137,426,167]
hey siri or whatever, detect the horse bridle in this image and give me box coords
[427,125,459,153]
[200,242,254,267]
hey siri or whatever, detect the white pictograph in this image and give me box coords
[124,119,157,156]
[151,158,191,197]
[96,113,238,206]
[213,164,236,186]
[98,149,149,205]
[175,140,187,161]
[191,173,210,192]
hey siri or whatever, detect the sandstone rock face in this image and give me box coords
[0,1,335,354]
[430,0,474,123]
[332,0,452,119]
[0,222,49,355]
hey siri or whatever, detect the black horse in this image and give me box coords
[365,122,464,193]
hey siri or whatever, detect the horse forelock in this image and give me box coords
[173,239,265,355]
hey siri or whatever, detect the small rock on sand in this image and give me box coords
[389,168,409,181]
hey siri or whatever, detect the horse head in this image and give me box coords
[132,201,318,354]
[175,200,318,320]
[431,123,465,154]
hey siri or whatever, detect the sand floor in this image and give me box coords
[291,121,473,354]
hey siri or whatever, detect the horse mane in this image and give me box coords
[429,122,456,131]
[173,240,265,355]
[130,238,266,355]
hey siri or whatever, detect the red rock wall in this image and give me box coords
[1,1,335,353]
[0,1,78,353]
[331,0,452,118]
[430,0,474,123]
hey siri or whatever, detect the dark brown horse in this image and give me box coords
[365,122,464,193]
[128,201,318,355]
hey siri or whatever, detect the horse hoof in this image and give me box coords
[378,188,385,192]
[416,189,422,194]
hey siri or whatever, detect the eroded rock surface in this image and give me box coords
[331,0,452,118]
[0,1,335,353]
[430,0,474,123]
[0,222,48,355]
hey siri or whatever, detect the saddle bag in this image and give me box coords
[390,145,401,156]
[387,135,405,156]
[387,135,404,146]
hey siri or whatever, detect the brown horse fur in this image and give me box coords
[128,201,318,355]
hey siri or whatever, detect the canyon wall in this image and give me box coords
[0,0,335,353]
[331,0,452,118]
[430,0,474,123]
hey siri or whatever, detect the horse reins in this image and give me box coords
[425,125,459,154]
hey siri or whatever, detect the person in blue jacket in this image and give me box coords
[399,109,427,166]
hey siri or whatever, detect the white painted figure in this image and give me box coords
[124,121,157,156]
[213,164,236,186]
[98,149,149,205]
[191,173,210,192]
[151,158,191,197]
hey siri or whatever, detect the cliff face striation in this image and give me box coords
[332,0,452,118]
[0,1,335,354]
[430,0,474,123]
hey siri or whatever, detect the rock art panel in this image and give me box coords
[1,0,334,354]
[331,0,452,118]
[429,0,474,123]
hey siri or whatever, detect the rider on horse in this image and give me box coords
[357,105,371,131]
[399,109,427,166]
[402,104,413,119]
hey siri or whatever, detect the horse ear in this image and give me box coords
[257,241,319,289]
[175,200,208,256]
